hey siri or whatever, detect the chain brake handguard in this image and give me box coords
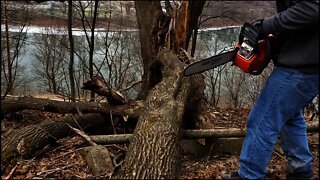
[238,22,260,54]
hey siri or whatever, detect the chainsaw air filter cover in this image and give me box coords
[233,35,273,75]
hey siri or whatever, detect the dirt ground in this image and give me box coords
[1,107,318,179]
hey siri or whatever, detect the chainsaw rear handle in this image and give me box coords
[249,36,272,75]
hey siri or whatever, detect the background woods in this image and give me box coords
[1,1,318,179]
[1,1,280,107]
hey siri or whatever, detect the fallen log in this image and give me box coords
[1,96,144,119]
[1,113,106,171]
[90,121,319,144]
[90,129,245,144]
[91,134,133,144]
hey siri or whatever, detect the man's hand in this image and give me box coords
[251,19,267,40]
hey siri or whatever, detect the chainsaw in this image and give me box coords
[183,23,274,76]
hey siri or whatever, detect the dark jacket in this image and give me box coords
[262,0,319,74]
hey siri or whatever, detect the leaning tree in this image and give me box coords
[113,1,206,179]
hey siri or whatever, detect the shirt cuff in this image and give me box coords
[262,17,274,34]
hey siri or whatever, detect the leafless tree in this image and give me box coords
[198,27,239,108]
[204,66,226,107]
[94,30,143,100]
[1,0,31,98]
[31,28,68,94]
[67,0,76,102]
[73,0,99,100]
[223,67,247,108]
[73,36,90,100]
[243,65,273,107]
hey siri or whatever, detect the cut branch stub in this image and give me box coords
[82,75,126,106]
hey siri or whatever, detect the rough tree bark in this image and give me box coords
[135,1,165,100]
[1,113,105,171]
[114,48,205,179]
[1,96,143,120]
[113,1,206,179]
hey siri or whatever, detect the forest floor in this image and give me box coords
[1,107,318,179]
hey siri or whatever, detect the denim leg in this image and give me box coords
[238,67,319,179]
[280,110,314,176]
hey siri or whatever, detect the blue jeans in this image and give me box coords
[238,67,319,179]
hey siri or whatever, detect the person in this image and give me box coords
[223,0,319,179]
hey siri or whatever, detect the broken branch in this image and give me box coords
[90,122,319,144]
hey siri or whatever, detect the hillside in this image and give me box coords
[4,1,276,29]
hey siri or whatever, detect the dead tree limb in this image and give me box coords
[89,121,319,144]
[1,113,106,171]
[1,96,144,120]
[82,75,126,106]
[118,80,144,93]
[91,134,133,144]
[68,125,97,146]
[1,96,107,115]
[90,129,245,144]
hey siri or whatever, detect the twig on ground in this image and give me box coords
[52,147,86,160]
[3,164,17,180]
[106,144,127,152]
[35,164,74,178]
[68,125,97,146]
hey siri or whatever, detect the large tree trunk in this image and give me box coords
[1,113,105,171]
[135,1,165,100]
[113,1,206,178]
[114,48,205,179]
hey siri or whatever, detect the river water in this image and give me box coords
[2,25,243,104]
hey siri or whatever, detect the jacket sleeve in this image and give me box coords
[262,0,319,34]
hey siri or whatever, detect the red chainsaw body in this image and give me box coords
[233,35,274,75]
